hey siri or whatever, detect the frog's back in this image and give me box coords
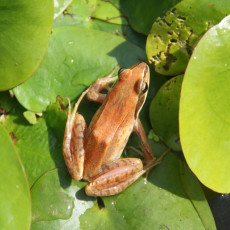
[83,76,139,179]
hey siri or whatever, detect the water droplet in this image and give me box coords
[111,201,114,205]
[16,185,19,189]
[223,29,226,33]
[225,63,228,67]
[64,56,75,67]
[68,41,73,45]
[194,56,197,60]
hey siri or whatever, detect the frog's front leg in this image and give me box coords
[133,118,156,163]
[63,91,88,181]
[85,158,144,196]
[87,66,118,103]
[133,119,169,172]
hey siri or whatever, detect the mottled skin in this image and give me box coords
[63,62,158,196]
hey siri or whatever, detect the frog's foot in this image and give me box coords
[87,65,119,103]
[143,148,170,173]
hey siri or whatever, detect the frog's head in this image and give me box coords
[118,62,150,118]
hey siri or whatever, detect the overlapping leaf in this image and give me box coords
[0,124,31,230]
[110,0,181,34]
[180,15,230,193]
[146,0,230,75]
[0,0,53,90]
[150,75,183,150]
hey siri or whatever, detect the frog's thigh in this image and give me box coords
[85,158,144,197]
[63,113,86,181]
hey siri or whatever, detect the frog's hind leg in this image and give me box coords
[85,150,169,197]
[87,65,119,103]
[85,158,144,197]
[63,91,88,181]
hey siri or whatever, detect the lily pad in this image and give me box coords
[180,15,230,193]
[149,75,183,150]
[146,0,230,75]
[0,0,53,90]
[2,99,67,186]
[92,0,128,25]
[30,151,216,229]
[112,151,216,230]
[53,0,96,28]
[13,26,146,113]
[53,0,146,50]
[0,124,31,230]
[1,88,215,229]
[31,168,91,230]
[110,0,181,34]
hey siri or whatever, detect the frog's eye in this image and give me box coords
[135,80,148,94]
[140,81,148,94]
[118,67,126,76]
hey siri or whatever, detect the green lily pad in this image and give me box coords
[30,151,216,229]
[31,168,91,229]
[110,0,181,35]
[53,0,96,28]
[53,0,146,50]
[112,152,216,230]
[180,15,230,193]
[0,124,31,230]
[13,26,146,113]
[2,85,215,229]
[0,0,53,91]
[2,99,67,186]
[92,0,128,25]
[54,0,72,19]
[149,75,183,150]
[146,0,230,75]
